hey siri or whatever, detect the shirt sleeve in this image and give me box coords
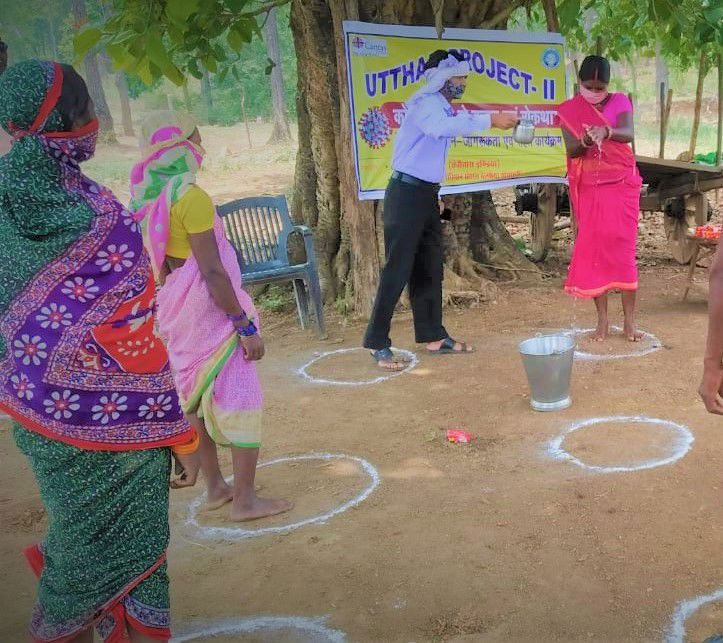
[616,93,634,114]
[608,93,634,126]
[176,186,215,235]
[413,98,492,139]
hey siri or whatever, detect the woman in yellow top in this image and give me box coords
[130,113,292,521]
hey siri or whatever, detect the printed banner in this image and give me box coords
[343,21,569,200]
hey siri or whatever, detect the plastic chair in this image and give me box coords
[217,195,326,337]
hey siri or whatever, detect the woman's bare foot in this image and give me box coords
[229,496,294,522]
[624,324,644,342]
[591,322,608,342]
[204,481,234,511]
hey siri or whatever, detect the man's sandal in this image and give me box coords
[427,337,474,355]
[370,347,408,371]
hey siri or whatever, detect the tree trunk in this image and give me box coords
[329,0,382,316]
[47,16,59,60]
[265,7,293,143]
[71,0,116,143]
[541,0,560,32]
[201,69,213,122]
[689,51,709,158]
[290,0,343,303]
[290,0,540,316]
[655,41,669,125]
[182,83,192,112]
[115,73,134,137]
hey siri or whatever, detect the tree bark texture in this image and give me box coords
[291,0,541,316]
[71,0,116,143]
[265,7,293,143]
[201,69,214,121]
[115,73,134,137]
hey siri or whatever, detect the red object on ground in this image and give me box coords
[446,429,473,443]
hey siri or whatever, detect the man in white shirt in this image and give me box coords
[363,49,518,369]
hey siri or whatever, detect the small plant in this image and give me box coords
[257,284,293,314]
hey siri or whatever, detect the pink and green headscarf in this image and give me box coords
[129,112,204,278]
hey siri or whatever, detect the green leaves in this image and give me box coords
[187,58,203,79]
[146,30,185,85]
[225,0,251,11]
[227,27,245,51]
[166,0,200,25]
[557,0,582,31]
[228,21,254,51]
[649,0,673,21]
[69,0,286,89]
[73,27,102,61]
[558,0,721,71]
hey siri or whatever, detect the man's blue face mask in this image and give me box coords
[443,79,465,100]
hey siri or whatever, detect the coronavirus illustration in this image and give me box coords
[358,107,391,148]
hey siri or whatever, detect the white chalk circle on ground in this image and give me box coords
[172,616,346,642]
[547,416,694,473]
[665,587,723,643]
[561,326,662,361]
[296,347,418,386]
[186,453,380,541]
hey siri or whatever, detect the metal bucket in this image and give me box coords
[518,334,574,411]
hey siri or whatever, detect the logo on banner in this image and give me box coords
[542,48,561,69]
[351,36,388,57]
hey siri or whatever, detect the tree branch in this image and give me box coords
[474,0,496,26]
[429,0,445,38]
[480,0,530,28]
[245,0,291,19]
[541,0,560,32]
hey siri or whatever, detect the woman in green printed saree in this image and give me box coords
[0,61,198,642]
[129,112,292,521]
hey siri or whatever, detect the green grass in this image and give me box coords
[257,284,294,314]
[636,118,719,155]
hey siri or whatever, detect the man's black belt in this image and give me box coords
[391,170,439,189]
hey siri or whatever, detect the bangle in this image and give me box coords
[605,125,613,139]
[227,312,247,323]
[235,320,258,337]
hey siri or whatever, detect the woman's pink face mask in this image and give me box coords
[580,85,609,105]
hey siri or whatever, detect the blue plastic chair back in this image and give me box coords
[217,196,298,273]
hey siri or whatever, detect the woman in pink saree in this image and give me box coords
[129,113,292,522]
[558,56,643,341]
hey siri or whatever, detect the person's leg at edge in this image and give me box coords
[363,180,426,369]
[622,289,643,341]
[592,293,609,341]
[189,413,233,510]
[229,446,293,522]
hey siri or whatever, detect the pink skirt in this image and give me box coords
[565,174,642,298]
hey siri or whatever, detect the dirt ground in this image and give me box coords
[3,116,723,640]
[3,256,723,642]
